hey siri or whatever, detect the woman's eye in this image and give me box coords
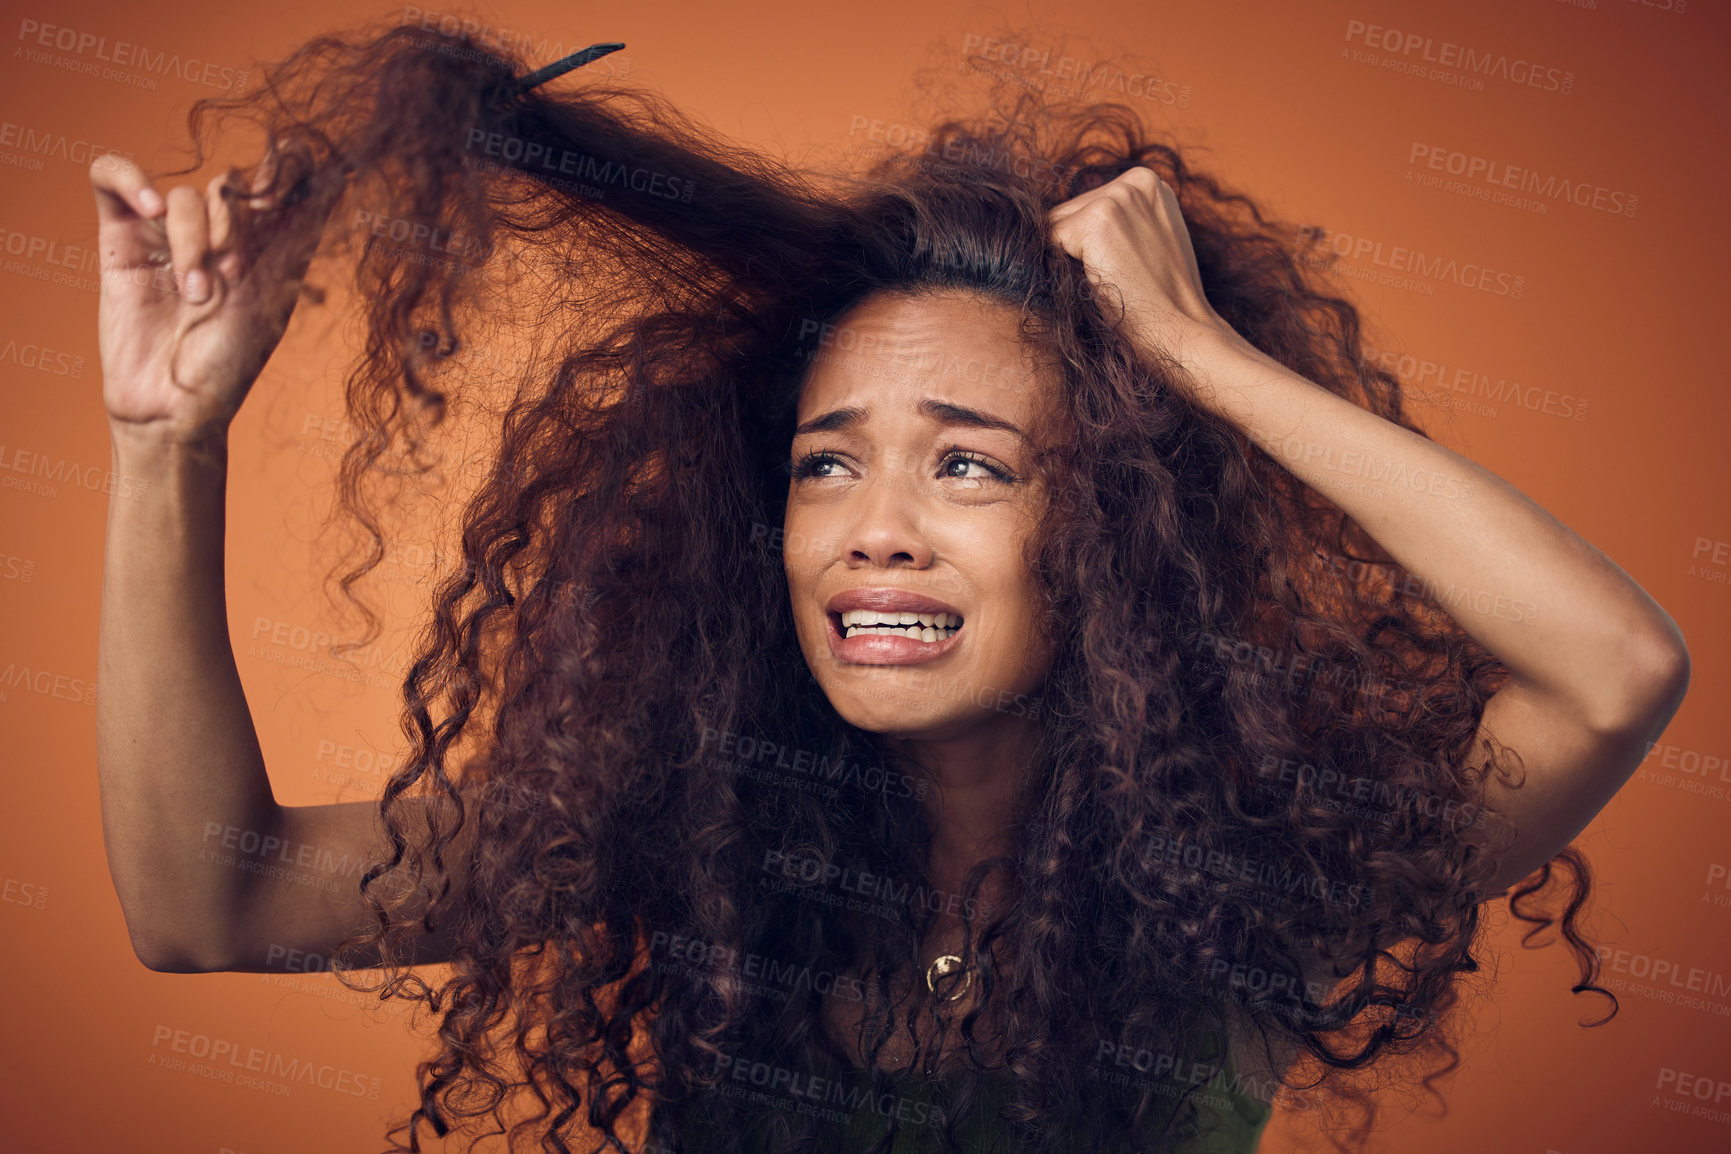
[789,449,1014,483]
[791,451,844,478]
[941,452,1010,481]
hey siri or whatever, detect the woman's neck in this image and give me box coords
[876,709,1041,878]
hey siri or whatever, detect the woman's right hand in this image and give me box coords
[90,142,345,443]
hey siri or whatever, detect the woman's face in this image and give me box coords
[783,288,1061,741]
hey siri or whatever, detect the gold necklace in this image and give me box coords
[924,952,975,1001]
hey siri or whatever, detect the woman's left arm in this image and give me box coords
[1049,167,1691,898]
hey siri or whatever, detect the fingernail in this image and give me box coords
[139,187,163,215]
[183,269,209,302]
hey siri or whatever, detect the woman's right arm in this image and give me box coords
[91,150,471,974]
[100,426,474,974]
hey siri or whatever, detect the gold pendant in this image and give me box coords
[924,953,974,1001]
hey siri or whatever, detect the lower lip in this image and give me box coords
[825,613,964,665]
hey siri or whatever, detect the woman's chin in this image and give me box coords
[820,681,955,737]
[820,688,982,742]
[832,698,944,736]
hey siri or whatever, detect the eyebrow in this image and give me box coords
[792,399,1027,441]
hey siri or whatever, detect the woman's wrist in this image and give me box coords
[108,415,232,465]
[107,418,232,504]
[1156,319,1281,419]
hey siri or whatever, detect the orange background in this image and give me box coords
[3,1,1729,1152]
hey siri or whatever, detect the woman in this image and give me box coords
[92,20,1689,1154]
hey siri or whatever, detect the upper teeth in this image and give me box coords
[840,610,959,629]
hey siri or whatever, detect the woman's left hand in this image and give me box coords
[1046,166,1246,372]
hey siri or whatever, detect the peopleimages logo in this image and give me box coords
[148,1025,383,1099]
[1341,18,1575,95]
[959,33,1193,108]
[1363,341,1589,424]
[1299,227,1526,300]
[15,18,252,92]
[0,336,84,378]
[1407,143,1638,219]
[463,129,697,201]
[0,441,149,502]
[0,119,135,171]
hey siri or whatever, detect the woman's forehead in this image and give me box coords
[793,290,1058,429]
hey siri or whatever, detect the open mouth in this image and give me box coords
[832,609,964,643]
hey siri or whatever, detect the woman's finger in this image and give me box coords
[89,153,170,273]
[1048,168,1149,224]
[164,184,212,303]
[89,152,164,223]
[1047,194,1092,226]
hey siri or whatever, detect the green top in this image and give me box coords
[661,1045,1272,1153]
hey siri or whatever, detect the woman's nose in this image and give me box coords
[842,474,934,569]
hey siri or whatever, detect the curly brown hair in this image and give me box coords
[163,17,1617,1154]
